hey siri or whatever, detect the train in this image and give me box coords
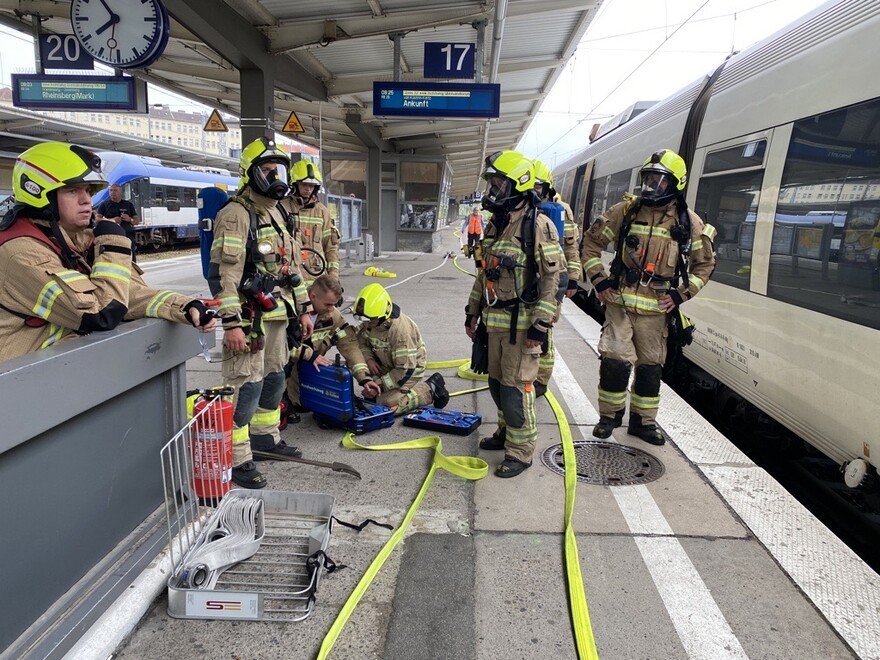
[554,0,880,488]
[92,151,240,249]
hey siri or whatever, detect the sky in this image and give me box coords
[517,0,831,168]
[0,0,832,165]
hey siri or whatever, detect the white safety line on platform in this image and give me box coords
[552,351,748,659]
[560,304,880,660]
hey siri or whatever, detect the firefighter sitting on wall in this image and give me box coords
[280,161,340,285]
[284,273,369,424]
[0,142,216,364]
[465,150,563,478]
[353,283,449,415]
[208,137,313,489]
[581,149,716,445]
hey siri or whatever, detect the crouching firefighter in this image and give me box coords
[465,150,563,478]
[581,149,716,445]
[208,137,312,489]
[353,283,449,415]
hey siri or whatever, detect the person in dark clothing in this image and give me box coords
[95,184,140,260]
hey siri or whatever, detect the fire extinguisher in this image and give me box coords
[188,386,235,503]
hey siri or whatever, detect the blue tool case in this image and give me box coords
[299,361,395,434]
[402,407,482,436]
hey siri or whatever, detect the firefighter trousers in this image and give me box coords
[596,303,667,427]
[487,330,541,465]
[222,320,288,467]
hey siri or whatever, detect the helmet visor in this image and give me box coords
[640,171,673,197]
[251,160,290,199]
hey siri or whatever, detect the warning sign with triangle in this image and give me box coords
[281,110,305,134]
[203,109,228,132]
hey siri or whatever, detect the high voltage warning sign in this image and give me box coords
[282,110,305,133]
[203,109,228,132]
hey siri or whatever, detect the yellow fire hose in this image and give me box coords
[317,362,599,659]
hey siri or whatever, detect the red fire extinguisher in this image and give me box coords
[188,386,235,503]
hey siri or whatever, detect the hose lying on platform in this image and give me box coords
[178,496,265,590]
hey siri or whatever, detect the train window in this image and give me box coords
[694,171,764,291]
[703,140,767,174]
[768,98,880,330]
[586,169,634,227]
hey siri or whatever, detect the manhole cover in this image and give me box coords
[540,441,664,486]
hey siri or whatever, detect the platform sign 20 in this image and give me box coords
[39,34,94,70]
[424,42,475,79]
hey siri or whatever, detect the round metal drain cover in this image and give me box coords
[541,441,665,486]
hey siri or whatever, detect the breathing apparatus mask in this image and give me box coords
[639,171,677,207]
[481,175,527,213]
[250,159,289,200]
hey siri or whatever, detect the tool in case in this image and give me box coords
[402,407,482,435]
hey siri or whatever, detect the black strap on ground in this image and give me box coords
[331,516,394,533]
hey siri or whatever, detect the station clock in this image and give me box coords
[70,0,170,69]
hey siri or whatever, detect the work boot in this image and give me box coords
[253,440,303,461]
[592,411,624,438]
[426,372,449,409]
[231,461,267,489]
[627,414,666,446]
[479,426,506,451]
[495,455,531,478]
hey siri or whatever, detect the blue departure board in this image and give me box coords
[373,82,500,119]
[12,74,147,112]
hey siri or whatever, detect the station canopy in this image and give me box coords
[0,0,602,197]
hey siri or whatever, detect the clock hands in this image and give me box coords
[98,0,115,18]
[95,13,120,37]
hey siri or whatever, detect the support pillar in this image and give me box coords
[239,68,275,146]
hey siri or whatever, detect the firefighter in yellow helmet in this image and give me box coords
[0,142,216,362]
[581,149,716,445]
[280,160,340,285]
[531,158,582,398]
[465,150,563,478]
[353,283,449,414]
[208,137,312,488]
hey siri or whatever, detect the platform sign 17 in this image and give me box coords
[424,42,475,79]
[39,34,94,70]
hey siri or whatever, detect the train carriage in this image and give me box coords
[556,0,880,486]
[92,151,240,249]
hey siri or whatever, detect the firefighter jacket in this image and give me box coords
[210,189,308,332]
[581,197,716,315]
[557,198,582,283]
[291,306,367,374]
[356,305,426,392]
[281,196,340,277]
[0,217,192,362]
[466,204,563,336]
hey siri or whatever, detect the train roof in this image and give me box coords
[97,151,239,187]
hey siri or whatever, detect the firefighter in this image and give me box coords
[532,159,581,397]
[465,150,563,478]
[353,283,449,415]
[280,160,339,285]
[0,142,216,363]
[284,273,368,422]
[208,137,312,489]
[581,149,716,445]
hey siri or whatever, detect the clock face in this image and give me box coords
[70,0,169,69]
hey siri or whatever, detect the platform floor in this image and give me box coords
[77,227,880,660]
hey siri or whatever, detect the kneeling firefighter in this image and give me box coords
[208,137,312,489]
[465,150,563,478]
[581,149,716,445]
[353,283,449,415]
